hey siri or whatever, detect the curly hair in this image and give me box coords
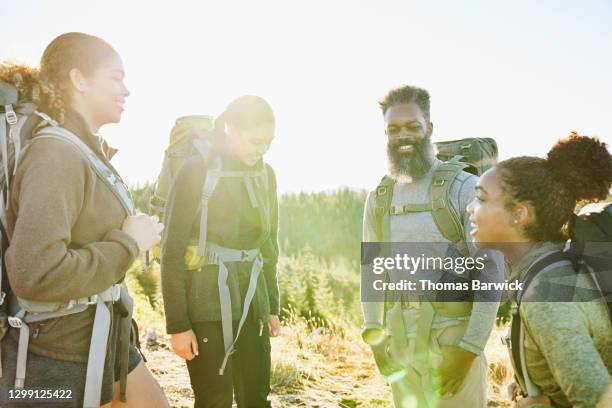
[497,132,612,242]
[379,85,431,123]
[0,32,117,124]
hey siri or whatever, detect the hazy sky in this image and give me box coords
[2,0,611,193]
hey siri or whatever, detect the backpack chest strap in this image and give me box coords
[389,203,431,215]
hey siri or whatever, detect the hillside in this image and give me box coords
[128,185,514,407]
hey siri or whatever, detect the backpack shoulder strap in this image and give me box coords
[373,176,395,241]
[33,126,135,216]
[430,156,469,243]
[510,250,570,397]
[197,158,222,256]
[192,136,214,162]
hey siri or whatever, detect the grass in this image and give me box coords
[125,258,515,407]
[126,186,519,407]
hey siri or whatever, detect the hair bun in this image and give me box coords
[546,132,612,202]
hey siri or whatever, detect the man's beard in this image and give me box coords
[387,136,435,181]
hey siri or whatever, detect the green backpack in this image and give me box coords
[373,137,498,243]
[434,137,498,176]
[149,115,215,221]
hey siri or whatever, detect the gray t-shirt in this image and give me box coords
[362,159,502,354]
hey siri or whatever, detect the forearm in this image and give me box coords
[458,301,498,354]
[262,165,280,314]
[161,264,192,334]
[361,191,385,329]
[263,264,280,315]
[6,228,138,302]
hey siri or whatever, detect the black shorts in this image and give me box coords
[0,318,142,407]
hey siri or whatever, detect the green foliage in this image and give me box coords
[278,249,361,332]
[125,260,165,332]
[130,182,156,214]
[496,300,512,326]
[128,184,367,263]
[279,188,366,266]
[127,185,367,331]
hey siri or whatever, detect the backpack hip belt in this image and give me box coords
[201,242,263,376]
[5,282,132,407]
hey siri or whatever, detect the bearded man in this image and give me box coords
[361,85,502,407]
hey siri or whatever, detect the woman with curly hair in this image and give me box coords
[0,32,169,407]
[467,133,612,407]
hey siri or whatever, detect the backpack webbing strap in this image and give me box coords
[373,176,396,241]
[198,169,221,256]
[510,251,571,397]
[244,176,258,208]
[11,309,28,388]
[389,203,431,215]
[203,243,263,375]
[372,176,395,329]
[430,156,469,243]
[82,297,112,407]
[197,167,270,256]
[117,283,133,402]
[0,111,12,210]
[10,115,28,177]
[33,127,135,216]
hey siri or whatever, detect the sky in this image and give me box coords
[2,0,611,193]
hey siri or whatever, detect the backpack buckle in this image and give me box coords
[8,316,23,328]
[511,303,519,316]
[432,198,446,210]
[110,284,122,302]
[241,250,249,261]
[206,250,220,265]
[4,104,18,125]
[501,332,511,348]
[389,206,404,215]
[85,295,99,305]
[0,291,5,306]
[376,186,388,196]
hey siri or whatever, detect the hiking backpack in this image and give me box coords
[0,80,136,406]
[507,202,612,398]
[150,115,272,263]
[149,115,215,221]
[373,137,499,243]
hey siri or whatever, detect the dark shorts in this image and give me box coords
[0,318,142,407]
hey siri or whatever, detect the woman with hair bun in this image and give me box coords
[0,32,168,407]
[467,133,612,407]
